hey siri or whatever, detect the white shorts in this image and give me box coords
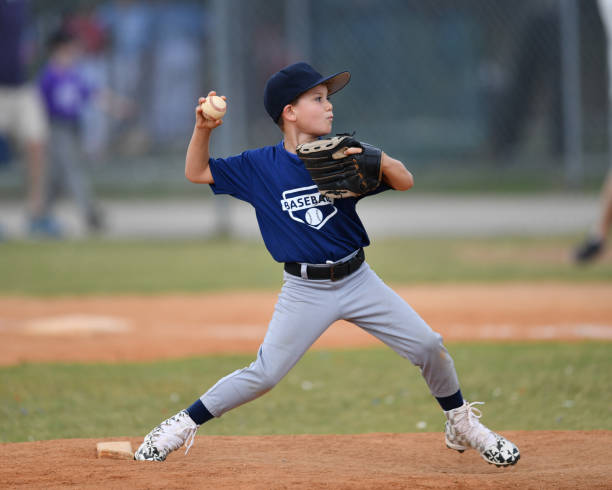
[0,85,49,144]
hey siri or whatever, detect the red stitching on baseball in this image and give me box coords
[209,97,225,112]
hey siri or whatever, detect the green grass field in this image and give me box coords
[1,343,610,443]
[0,235,610,295]
[0,235,610,443]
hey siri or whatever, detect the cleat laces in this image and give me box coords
[450,401,497,451]
[184,426,197,455]
[147,411,198,456]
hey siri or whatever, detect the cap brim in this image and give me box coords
[320,71,351,96]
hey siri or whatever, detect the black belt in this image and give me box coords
[284,249,365,281]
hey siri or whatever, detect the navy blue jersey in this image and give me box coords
[209,140,390,263]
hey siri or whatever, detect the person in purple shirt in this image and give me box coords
[38,29,104,233]
[0,0,54,237]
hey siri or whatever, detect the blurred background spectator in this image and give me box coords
[96,0,152,154]
[38,29,105,235]
[64,5,112,161]
[0,0,53,237]
[487,0,563,161]
[574,0,612,262]
[148,2,208,147]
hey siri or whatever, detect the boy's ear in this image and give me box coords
[281,104,297,123]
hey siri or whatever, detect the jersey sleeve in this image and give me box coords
[208,151,254,203]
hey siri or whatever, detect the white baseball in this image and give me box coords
[201,95,227,120]
[305,208,323,226]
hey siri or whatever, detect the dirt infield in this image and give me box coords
[1,431,610,489]
[1,283,611,488]
[0,282,611,365]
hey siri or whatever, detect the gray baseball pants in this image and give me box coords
[201,261,460,417]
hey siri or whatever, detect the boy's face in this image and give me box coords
[291,84,333,136]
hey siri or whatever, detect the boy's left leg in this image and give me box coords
[341,263,519,466]
[135,273,341,461]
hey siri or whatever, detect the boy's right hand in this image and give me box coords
[195,91,226,130]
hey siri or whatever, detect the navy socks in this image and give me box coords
[186,399,215,425]
[436,389,464,411]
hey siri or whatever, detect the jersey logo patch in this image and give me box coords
[280,185,337,229]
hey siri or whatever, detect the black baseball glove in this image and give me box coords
[296,134,382,198]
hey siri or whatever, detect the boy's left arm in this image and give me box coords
[341,146,413,192]
[381,152,414,191]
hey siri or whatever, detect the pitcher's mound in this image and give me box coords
[1,431,609,489]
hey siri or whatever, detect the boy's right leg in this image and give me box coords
[135,274,339,461]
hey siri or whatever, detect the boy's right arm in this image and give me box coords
[185,91,226,184]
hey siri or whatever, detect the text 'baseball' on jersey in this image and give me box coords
[280,185,337,230]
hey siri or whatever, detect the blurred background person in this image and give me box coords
[0,0,55,237]
[96,0,152,154]
[148,2,208,148]
[487,0,563,161]
[64,5,113,161]
[38,29,107,235]
[574,172,612,261]
[574,0,612,263]
[148,2,207,147]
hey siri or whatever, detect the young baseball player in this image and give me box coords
[135,62,520,467]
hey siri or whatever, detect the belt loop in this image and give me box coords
[300,263,308,279]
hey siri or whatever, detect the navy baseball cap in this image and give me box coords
[264,62,350,123]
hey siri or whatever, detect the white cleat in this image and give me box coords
[444,401,520,467]
[134,410,198,462]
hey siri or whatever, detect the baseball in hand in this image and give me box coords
[201,95,227,120]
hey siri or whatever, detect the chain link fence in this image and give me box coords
[1,0,609,197]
